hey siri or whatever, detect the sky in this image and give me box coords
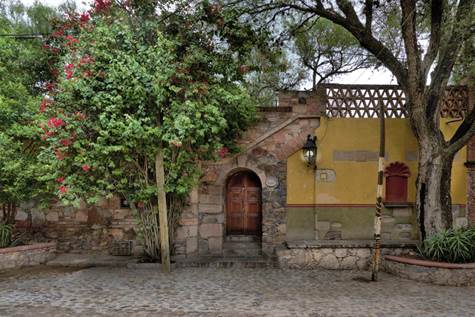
[21,0,394,85]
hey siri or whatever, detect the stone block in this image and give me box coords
[15,210,28,221]
[392,208,412,218]
[202,215,218,224]
[46,211,59,222]
[334,248,347,258]
[109,228,124,240]
[356,248,371,259]
[208,237,223,254]
[381,216,395,224]
[186,237,198,254]
[199,239,209,254]
[199,204,222,214]
[31,212,45,227]
[75,210,88,222]
[114,209,129,220]
[319,254,339,269]
[340,256,358,269]
[199,194,222,205]
[190,188,199,204]
[187,225,198,237]
[179,217,198,226]
[175,227,187,241]
[199,223,222,238]
[395,223,412,232]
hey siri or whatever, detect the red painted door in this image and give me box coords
[226,172,262,235]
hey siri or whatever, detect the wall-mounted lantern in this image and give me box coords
[302,134,317,168]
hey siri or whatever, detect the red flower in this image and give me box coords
[56,177,65,183]
[52,29,64,38]
[60,139,71,146]
[79,55,94,65]
[82,164,90,172]
[59,185,68,193]
[80,12,90,23]
[218,147,229,158]
[45,82,56,91]
[40,98,50,113]
[64,63,75,79]
[94,0,111,13]
[65,35,79,46]
[82,70,92,78]
[48,117,65,128]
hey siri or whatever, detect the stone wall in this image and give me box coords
[383,257,475,286]
[276,241,416,270]
[173,90,323,258]
[16,198,139,254]
[0,242,56,271]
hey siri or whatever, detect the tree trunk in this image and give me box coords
[415,145,454,240]
[155,150,171,273]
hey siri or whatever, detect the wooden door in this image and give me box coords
[226,171,262,235]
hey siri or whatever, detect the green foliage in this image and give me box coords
[420,227,475,263]
[39,2,257,208]
[291,18,373,86]
[0,1,57,207]
[0,223,13,248]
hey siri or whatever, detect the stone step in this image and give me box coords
[223,241,262,257]
[225,235,260,242]
[172,256,277,269]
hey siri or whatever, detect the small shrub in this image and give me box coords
[420,227,475,263]
[0,223,13,248]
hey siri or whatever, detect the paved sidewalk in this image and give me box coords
[0,266,474,317]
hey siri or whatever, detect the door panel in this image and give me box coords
[226,172,262,235]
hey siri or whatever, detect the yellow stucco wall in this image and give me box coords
[287,117,467,205]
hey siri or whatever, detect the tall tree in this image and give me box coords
[238,0,475,239]
[38,0,258,270]
[0,1,57,224]
[290,17,373,89]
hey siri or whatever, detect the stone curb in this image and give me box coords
[0,242,57,254]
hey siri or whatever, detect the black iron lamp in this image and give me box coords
[302,134,317,167]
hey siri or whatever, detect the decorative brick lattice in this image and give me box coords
[323,84,468,118]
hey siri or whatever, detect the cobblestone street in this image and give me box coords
[0,266,474,317]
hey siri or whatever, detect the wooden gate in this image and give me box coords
[226,171,262,235]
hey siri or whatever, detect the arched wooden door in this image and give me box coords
[226,171,262,235]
